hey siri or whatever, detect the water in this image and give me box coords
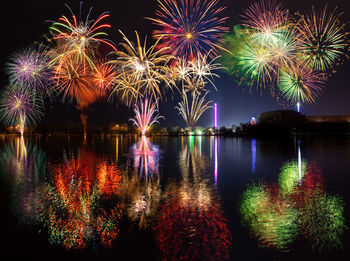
[0,135,349,260]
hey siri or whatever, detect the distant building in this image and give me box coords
[306,115,350,123]
[258,110,307,124]
[258,110,350,125]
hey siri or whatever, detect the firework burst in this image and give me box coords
[222,1,349,105]
[242,0,290,44]
[278,64,325,103]
[148,0,228,60]
[52,58,97,107]
[48,4,116,72]
[6,44,52,96]
[297,6,348,71]
[0,85,43,134]
[92,61,117,97]
[238,38,276,87]
[172,51,221,96]
[188,51,222,91]
[110,30,174,106]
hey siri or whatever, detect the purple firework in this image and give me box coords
[0,85,43,132]
[6,44,52,96]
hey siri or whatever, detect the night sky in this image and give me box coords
[1,0,350,128]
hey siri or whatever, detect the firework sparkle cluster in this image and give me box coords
[221,0,349,105]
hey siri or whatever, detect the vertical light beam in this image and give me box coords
[214,103,218,129]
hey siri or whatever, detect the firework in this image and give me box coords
[219,25,255,85]
[110,30,174,105]
[175,92,212,129]
[6,44,52,96]
[241,0,290,44]
[297,6,348,71]
[269,28,300,69]
[0,85,43,134]
[48,4,116,72]
[238,38,276,87]
[278,63,325,103]
[187,51,221,91]
[222,1,349,105]
[109,69,141,105]
[148,0,228,60]
[172,50,221,96]
[92,61,116,97]
[51,58,98,108]
[130,97,164,135]
[47,3,118,117]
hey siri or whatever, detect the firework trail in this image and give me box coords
[175,92,212,129]
[130,97,164,135]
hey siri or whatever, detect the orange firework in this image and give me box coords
[52,58,98,108]
[92,61,117,97]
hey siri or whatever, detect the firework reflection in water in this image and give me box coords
[129,136,161,179]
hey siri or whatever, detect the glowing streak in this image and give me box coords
[297,102,300,113]
[298,140,302,185]
[116,136,119,164]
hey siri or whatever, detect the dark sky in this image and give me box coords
[1,0,350,128]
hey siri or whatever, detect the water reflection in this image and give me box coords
[0,137,46,223]
[152,136,231,260]
[122,168,161,229]
[251,139,256,173]
[214,136,218,184]
[38,147,123,249]
[2,135,346,258]
[240,156,346,252]
[129,136,160,179]
[154,183,231,260]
